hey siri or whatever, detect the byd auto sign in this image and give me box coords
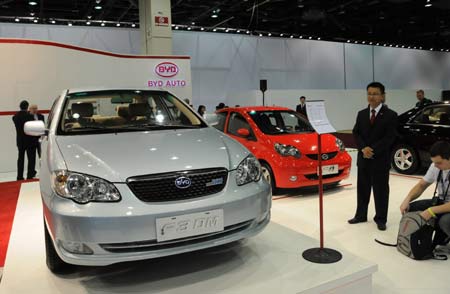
[155,62,179,78]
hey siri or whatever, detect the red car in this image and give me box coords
[214,106,352,192]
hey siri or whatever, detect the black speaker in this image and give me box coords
[260,79,267,93]
[442,90,450,101]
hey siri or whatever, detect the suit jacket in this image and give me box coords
[12,110,34,147]
[296,104,307,117]
[353,104,398,170]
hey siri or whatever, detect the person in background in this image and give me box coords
[400,141,450,245]
[28,104,45,158]
[12,100,35,180]
[296,96,307,118]
[415,89,432,108]
[197,105,206,118]
[216,102,225,111]
[184,98,193,108]
[348,82,398,231]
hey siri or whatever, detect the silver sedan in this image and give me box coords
[25,88,271,273]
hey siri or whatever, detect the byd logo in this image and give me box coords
[175,176,191,189]
[155,62,179,78]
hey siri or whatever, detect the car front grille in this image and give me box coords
[306,152,338,161]
[304,169,344,180]
[127,168,228,202]
[99,220,253,253]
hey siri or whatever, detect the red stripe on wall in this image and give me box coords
[0,110,50,116]
[0,38,191,59]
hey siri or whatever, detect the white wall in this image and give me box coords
[0,40,191,173]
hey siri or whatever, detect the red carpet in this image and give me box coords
[0,179,38,267]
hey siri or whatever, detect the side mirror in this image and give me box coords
[204,113,219,126]
[237,128,250,137]
[24,120,47,136]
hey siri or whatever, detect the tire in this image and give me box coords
[44,219,72,274]
[260,162,278,195]
[391,144,420,174]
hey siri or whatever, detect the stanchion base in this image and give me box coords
[302,247,342,264]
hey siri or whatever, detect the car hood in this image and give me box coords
[55,128,249,182]
[266,132,339,154]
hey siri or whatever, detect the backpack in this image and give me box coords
[375,211,447,260]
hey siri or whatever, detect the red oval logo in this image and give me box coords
[155,62,179,78]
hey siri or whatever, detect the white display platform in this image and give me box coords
[0,182,377,294]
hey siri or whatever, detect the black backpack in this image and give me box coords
[376,212,443,260]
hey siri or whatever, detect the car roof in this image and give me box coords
[218,106,292,112]
[67,87,167,94]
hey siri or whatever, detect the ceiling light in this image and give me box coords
[132,23,136,27]
[408,46,410,48]
[225,29,229,32]
[211,14,218,18]
[441,49,444,51]
[15,18,20,22]
[396,45,399,47]
[187,27,192,30]
[280,33,283,37]
[369,42,373,45]
[33,19,38,23]
[299,35,303,39]
[30,12,35,16]
[355,41,358,43]
[86,21,91,25]
[402,45,405,48]
[290,35,293,38]
[430,48,434,50]
[191,22,195,25]
[201,27,205,31]
[414,46,416,49]
[213,28,217,32]
[347,40,350,43]
[68,22,72,26]
[389,44,393,47]
[317,37,321,40]
[246,30,250,34]
[268,33,271,36]
[362,41,365,44]
[447,49,449,52]
[376,43,379,45]
[308,36,312,39]
[28,1,37,5]
[425,3,432,7]
[51,20,56,24]
[419,47,422,49]
[259,33,263,37]
[95,5,102,10]
[116,23,120,27]
[175,26,179,29]
[101,22,105,26]
[87,16,92,19]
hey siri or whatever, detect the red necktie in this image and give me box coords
[370,109,376,125]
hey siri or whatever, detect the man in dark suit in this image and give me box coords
[415,89,432,108]
[12,100,36,180]
[348,82,398,231]
[296,96,307,118]
[28,104,45,158]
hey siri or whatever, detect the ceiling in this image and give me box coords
[1,0,450,50]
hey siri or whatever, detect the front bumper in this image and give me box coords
[42,175,271,266]
[272,151,352,188]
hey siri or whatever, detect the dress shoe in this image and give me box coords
[376,223,386,231]
[348,217,367,224]
[17,177,24,181]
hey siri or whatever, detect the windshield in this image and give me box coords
[58,90,205,134]
[248,110,314,135]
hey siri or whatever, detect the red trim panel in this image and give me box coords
[0,110,50,116]
[0,38,190,59]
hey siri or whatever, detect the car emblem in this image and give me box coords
[175,176,191,189]
[321,154,329,160]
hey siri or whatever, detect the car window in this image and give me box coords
[228,112,254,138]
[249,110,314,135]
[58,90,206,134]
[413,105,450,125]
[213,112,228,132]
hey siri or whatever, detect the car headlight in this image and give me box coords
[51,170,121,204]
[236,155,262,186]
[274,143,301,158]
[336,138,345,151]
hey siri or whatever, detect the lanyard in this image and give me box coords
[433,170,450,199]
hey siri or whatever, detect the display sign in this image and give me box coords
[155,16,169,26]
[305,100,336,134]
[148,61,188,88]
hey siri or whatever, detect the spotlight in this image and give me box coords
[131,23,136,27]
[33,19,38,23]
[51,20,56,24]
[317,37,321,40]
[175,26,179,29]
[95,5,102,10]
[187,27,192,30]
[362,41,365,44]
[237,30,240,33]
[86,21,91,25]
[268,33,271,36]
[308,36,312,39]
[68,22,72,26]
[101,22,105,26]
[15,18,20,22]
[28,1,37,5]
[201,27,205,31]
[259,33,262,37]
[290,35,293,38]
[116,23,120,27]
[280,33,283,37]
[246,30,250,34]
[299,35,303,39]
[213,28,217,32]
[347,40,350,43]
[430,48,434,50]
[211,14,218,18]
[225,29,229,32]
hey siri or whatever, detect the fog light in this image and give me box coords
[59,240,93,255]
[289,176,297,182]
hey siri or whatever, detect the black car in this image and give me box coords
[392,101,450,174]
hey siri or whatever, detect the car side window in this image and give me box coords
[213,112,228,132]
[413,106,450,125]
[228,112,254,139]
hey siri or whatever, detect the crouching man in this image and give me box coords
[400,141,450,244]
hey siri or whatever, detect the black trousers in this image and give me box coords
[355,166,390,224]
[17,144,36,180]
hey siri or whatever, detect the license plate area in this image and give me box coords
[317,164,339,176]
[156,209,224,242]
